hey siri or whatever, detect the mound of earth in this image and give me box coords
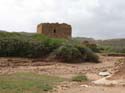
[93,59,125,86]
[108,60,125,80]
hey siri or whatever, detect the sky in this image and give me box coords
[0,0,125,39]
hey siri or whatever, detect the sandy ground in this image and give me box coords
[55,85,125,93]
[0,56,125,93]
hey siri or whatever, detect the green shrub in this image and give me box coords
[68,39,100,53]
[0,32,65,58]
[76,45,99,62]
[40,84,53,91]
[84,48,99,62]
[31,34,48,41]
[72,75,88,82]
[52,44,99,63]
[31,34,66,54]
[1,39,36,57]
[86,44,100,53]
[53,44,82,62]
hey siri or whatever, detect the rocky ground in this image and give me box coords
[0,56,125,93]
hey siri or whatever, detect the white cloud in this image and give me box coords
[0,0,125,39]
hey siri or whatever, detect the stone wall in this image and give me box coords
[37,23,72,39]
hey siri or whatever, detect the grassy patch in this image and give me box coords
[72,75,88,82]
[0,72,64,93]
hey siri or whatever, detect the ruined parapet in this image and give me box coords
[37,23,72,39]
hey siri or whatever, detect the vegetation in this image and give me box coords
[50,43,99,62]
[76,45,99,62]
[97,39,125,54]
[72,37,125,54]
[0,32,65,58]
[72,75,88,82]
[0,72,64,93]
[0,32,99,62]
[52,44,82,62]
[72,38,100,52]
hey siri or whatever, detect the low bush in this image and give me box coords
[0,38,49,57]
[0,32,65,58]
[72,75,88,82]
[52,44,82,62]
[76,45,99,62]
[86,44,100,53]
[52,44,99,62]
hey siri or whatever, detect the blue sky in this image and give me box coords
[0,0,125,39]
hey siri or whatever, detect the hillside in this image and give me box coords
[72,37,96,44]
[97,38,125,46]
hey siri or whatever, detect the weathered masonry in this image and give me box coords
[37,23,72,39]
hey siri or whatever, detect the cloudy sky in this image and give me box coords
[0,0,125,39]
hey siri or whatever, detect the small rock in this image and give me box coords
[99,72,110,77]
[93,77,118,85]
[61,85,70,88]
[80,84,89,88]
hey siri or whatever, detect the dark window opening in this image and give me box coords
[53,29,56,33]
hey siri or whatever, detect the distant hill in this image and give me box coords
[97,38,125,53]
[72,37,96,44]
[97,38,125,47]
[0,30,35,37]
[0,30,7,32]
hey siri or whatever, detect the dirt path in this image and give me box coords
[0,56,122,78]
[0,56,124,93]
[57,85,125,93]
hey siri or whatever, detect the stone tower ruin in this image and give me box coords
[37,23,72,39]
